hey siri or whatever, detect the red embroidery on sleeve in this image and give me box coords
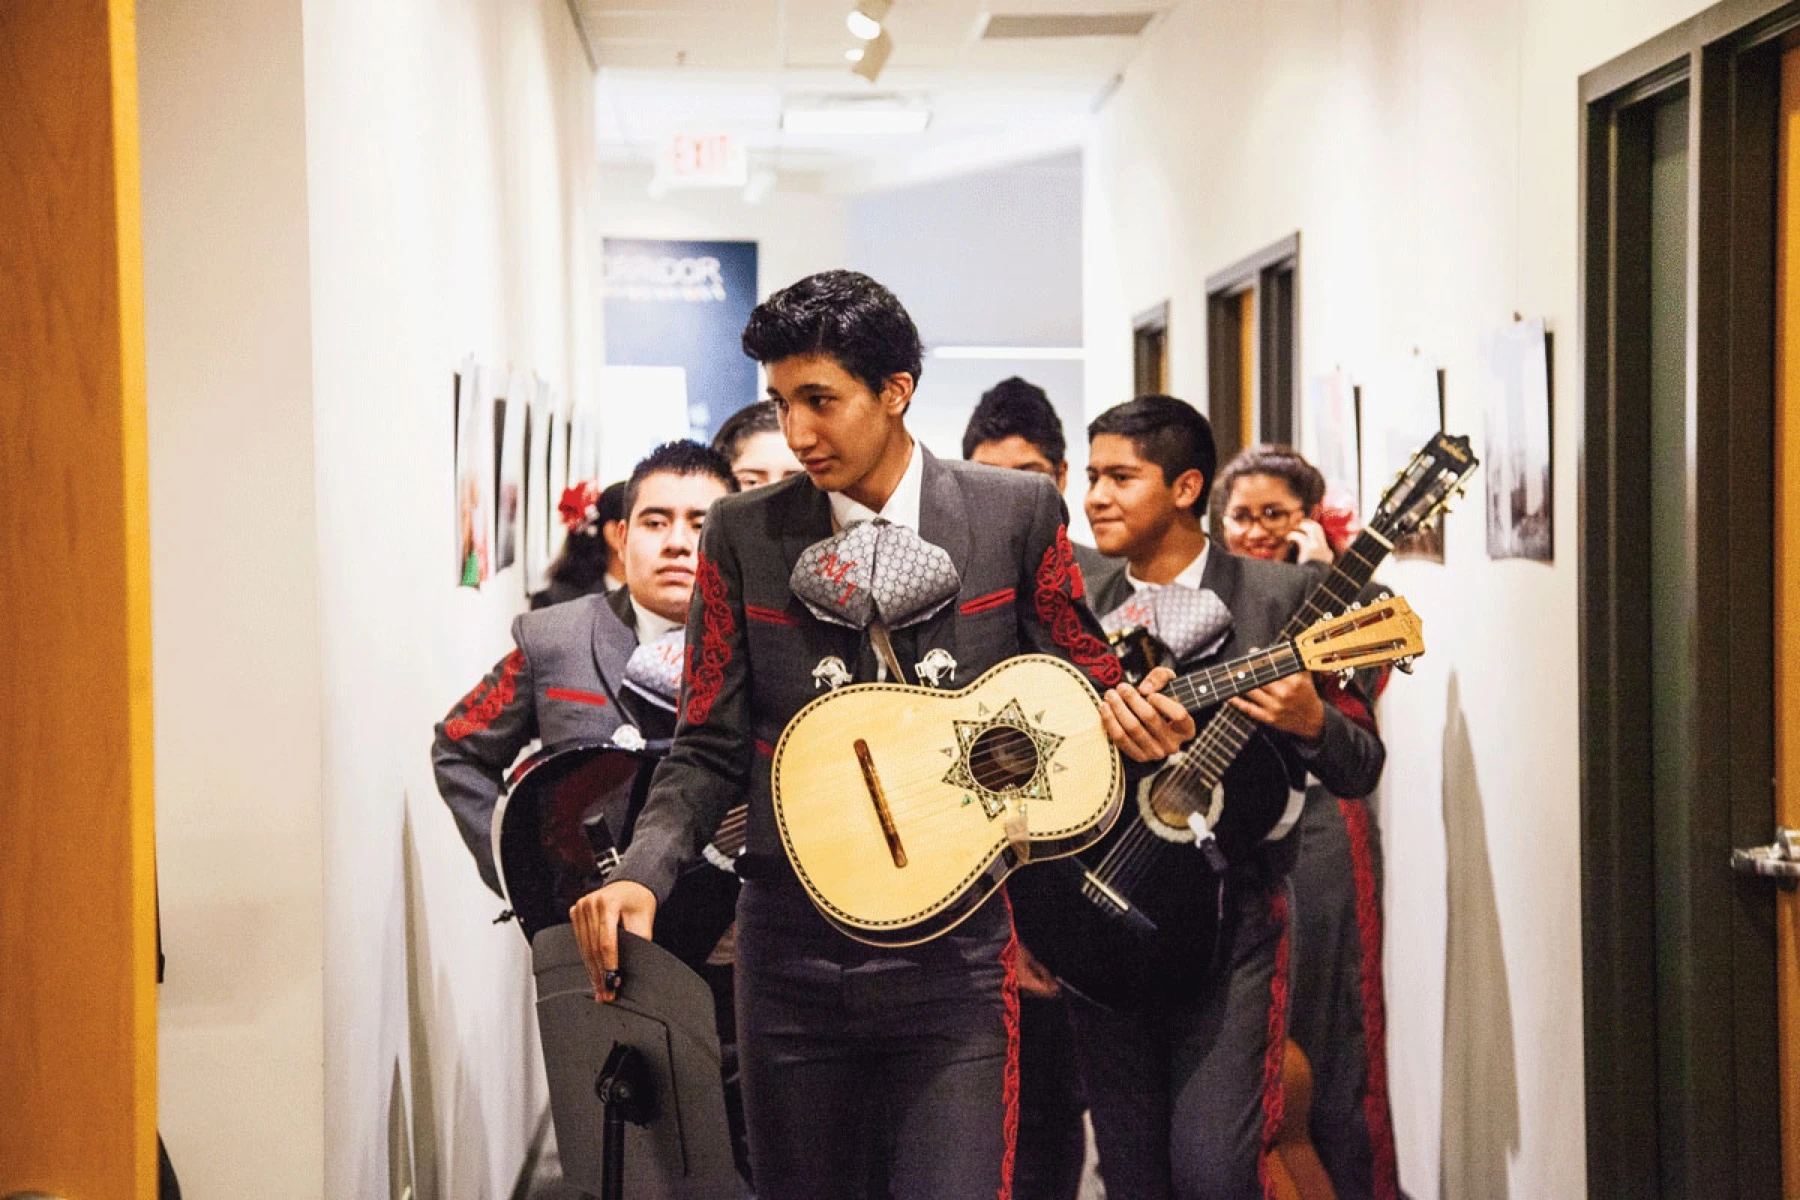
[445,649,526,740]
[1034,527,1122,687]
[683,553,734,725]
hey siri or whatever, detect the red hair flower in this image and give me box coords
[559,480,602,533]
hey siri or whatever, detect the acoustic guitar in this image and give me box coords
[770,598,1424,946]
[1009,431,1477,1011]
[493,740,745,969]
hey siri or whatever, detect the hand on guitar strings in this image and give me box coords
[1228,672,1327,741]
[1099,665,1197,763]
[571,880,658,1004]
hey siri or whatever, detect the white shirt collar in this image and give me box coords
[827,437,923,532]
[629,595,684,642]
[1127,539,1210,593]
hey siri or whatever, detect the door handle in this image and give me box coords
[1731,826,1800,884]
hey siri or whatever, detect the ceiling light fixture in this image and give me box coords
[850,28,892,82]
[845,47,865,62]
[846,0,891,40]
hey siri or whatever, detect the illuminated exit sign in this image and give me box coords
[658,133,748,189]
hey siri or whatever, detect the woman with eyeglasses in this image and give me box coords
[1214,445,1402,1200]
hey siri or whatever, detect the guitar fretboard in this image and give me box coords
[1166,643,1305,712]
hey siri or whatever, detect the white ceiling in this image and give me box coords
[571,0,1169,187]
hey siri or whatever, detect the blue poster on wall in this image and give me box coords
[602,238,759,441]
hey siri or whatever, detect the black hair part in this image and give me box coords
[740,270,924,400]
[1086,394,1218,516]
[1212,444,1327,522]
[961,376,1066,464]
[711,400,784,465]
[622,439,739,519]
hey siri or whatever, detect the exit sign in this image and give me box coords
[659,133,748,189]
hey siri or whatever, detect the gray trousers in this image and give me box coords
[733,879,1019,1200]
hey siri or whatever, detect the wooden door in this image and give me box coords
[0,3,158,1197]
[1775,44,1800,1197]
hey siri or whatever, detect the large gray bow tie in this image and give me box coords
[1100,585,1233,663]
[622,630,684,711]
[791,519,960,630]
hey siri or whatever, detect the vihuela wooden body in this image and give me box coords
[772,654,1124,945]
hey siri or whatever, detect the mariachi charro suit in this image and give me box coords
[611,445,1123,1200]
[431,587,673,896]
[1074,549,1385,1200]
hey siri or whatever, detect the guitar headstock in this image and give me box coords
[1293,595,1425,675]
[1368,432,1479,542]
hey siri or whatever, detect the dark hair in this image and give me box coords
[1086,395,1217,516]
[740,270,924,400]
[961,377,1065,464]
[712,400,783,465]
[1213,444,1327,522]
[622,439,738,519]
[595,480,626,528]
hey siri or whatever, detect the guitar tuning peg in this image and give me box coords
[1350,601,1363,612]
[1396,657,1416,675]
[1337,669,1355,686]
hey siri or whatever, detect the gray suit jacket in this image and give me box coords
[612,445,1128,905]
[1086,547,1384,804]
[431,587,670,893]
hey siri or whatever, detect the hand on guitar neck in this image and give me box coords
[1098,665,1197,762]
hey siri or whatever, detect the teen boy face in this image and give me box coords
[766,353,915,508]
[1083,432,1208,562]
[622,469,732,624]
[967,434,1069,493]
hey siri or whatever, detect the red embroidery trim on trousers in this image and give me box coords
[997,897,1021,1200]
[1257,889,1293,1200]
[1341,798,1400,1200]
[1034,527,1121,687]
[683,553,733,725]
[445,649,525,740]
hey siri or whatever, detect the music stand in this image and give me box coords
[532,924,743,1199]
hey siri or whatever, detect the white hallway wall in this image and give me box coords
[143,0,609,1194]
[142,0,326,1194]
[1082,0,1714,1196]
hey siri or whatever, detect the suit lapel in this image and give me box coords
[591,589,639,690]
[912,447,970,675]
[1197,545,1250,663]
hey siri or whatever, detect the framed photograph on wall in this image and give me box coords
[452,359,492,587]
[1482,318,1553,562]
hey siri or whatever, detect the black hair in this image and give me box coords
[961,377,1066,464]
[711,400,783,465]
[622,439,739,519]
[1213,444,1327,520]
[1086,394,1218,516]
[595,480,626,527]
[740,270,924,401]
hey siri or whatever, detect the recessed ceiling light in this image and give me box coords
[781,102,930,135]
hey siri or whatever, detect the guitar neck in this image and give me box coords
[1279,528,1390,638]
[1166,643,1305,713]
[1168,526,1398,793]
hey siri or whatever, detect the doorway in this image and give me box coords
[1580,4,1797,1197]
[1205,233,1298,470]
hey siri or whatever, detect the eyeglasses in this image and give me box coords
[1223,504,1305,531]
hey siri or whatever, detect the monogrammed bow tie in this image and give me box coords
[790,519,961,631]
[622,629,684,711]
[1099,585,1233,664]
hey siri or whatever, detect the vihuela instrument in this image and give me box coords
[771,598,1426,946]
